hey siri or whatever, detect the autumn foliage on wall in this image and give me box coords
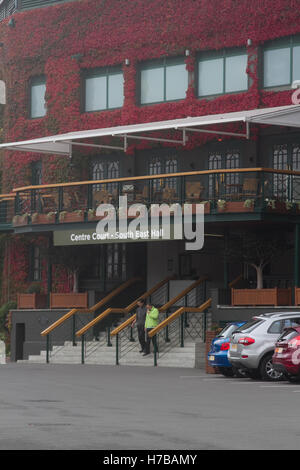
[0,0,299,298]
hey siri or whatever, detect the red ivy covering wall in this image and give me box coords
[0,0,299,297]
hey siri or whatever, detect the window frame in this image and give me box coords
[139,56,188,106]
[82,66,124,113]
[29,75,46,119]
[262,35,300,89]
[197,48,249,98]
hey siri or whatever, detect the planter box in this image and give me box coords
[87,212,102,222]
[231,288,292,306]
[31,213,56,224]
[13,215,29,227]
[17,293,47,309]
[50,292,88,309]
[267,201,292,213]
[59,211,85,223]
[218,201,254,213]
[295,288,300,305]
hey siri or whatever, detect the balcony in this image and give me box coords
[6,167,300,230]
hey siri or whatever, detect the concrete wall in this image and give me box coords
[10,309,94,361]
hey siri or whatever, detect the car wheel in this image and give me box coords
[219,367,234,377]
[260,353,284,381]
[233,367,249,378]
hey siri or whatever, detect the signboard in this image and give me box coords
[54,223,181,246]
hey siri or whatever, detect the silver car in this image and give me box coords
[228,312,300,381]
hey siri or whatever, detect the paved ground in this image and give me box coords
[0,363,300,450]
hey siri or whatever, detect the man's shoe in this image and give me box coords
[143,352,150,356]
[139,349,144,353]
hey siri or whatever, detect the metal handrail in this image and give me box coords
[148,298,212,338]
[228,274,243,288]
[76,275,176,339]
[40,277,140,338]
[110,276,207,337]
[12,167,300,192]
[159,277,208,312]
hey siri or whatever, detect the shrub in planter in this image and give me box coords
[217,200,226,211]
[12,214,29,226]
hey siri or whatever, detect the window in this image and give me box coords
[267,320,282,334]
[208,149,240,198]
[84,68,124,112]
[271,142,300,200]
[30,76,46,118]
[263,36,300,88]
[91,159,120,193]
[140,58,188,104]
[29,246,42,282]
[106,244,126,281]
[148,155,178,192]
[31,161,42,186]
[198,50,248,97]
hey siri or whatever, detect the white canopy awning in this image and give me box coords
[1,104,299,157]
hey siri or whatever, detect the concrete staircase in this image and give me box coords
[18,336,206,369]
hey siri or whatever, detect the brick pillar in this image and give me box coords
[205,331,220,374]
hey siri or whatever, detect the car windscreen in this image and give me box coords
[234,319,265,333]
[217,324,240,338]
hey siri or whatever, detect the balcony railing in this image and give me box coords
[0,193,15,226]
[7,168,300,227]
[0,0,75,21]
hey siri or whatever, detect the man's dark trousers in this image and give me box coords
[137,324,146,352]
[145,328,157,354]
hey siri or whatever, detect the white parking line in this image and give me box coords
[260,385,294,388]
[179,375,209,379]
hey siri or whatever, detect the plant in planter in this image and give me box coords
[59,209,84,223]
[285,201,294,211]
[244,199,254,209]
[226,229,291,289]
[58,211,67,222]
[44,245,93,308]
[265,198,276,210]
[217,200,226,211]
[31,212,40,223]
[26,282,42,294]
[0,301,17,356]
[17,282,47,309]
[47,211,56,221]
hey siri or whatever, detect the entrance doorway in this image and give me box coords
[15,323,25,361]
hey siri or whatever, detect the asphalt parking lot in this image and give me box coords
[0,363,300,450]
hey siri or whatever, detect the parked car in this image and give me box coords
[273,326,300,383]
[228,312,300,381]
[208,321,247,377]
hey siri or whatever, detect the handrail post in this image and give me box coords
[165,312,170,342]
[180,315,184,348]
[153,335,158,366]
[116,333,119,365]
[203,310,207,343]
[46,334,50,364]
[72,314,76,346]
[130,325,135,342]
[107,327,112,347]
[260,170,265,211]
[81,334,85,364]
[58,187,63,212]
